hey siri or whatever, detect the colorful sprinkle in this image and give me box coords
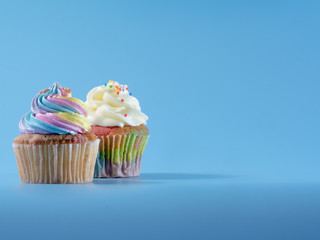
[106,81,133,97]
[124,114,127,117]
[121,99,124,102]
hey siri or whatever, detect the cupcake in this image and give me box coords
[13,82,100,184]
[85,80,149,178]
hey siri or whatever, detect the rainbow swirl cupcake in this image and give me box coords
[85,80,149,178]
[13,82,100,184]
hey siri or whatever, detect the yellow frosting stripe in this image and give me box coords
[55,112,91,131]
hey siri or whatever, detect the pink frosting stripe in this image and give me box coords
[35,113,85,133]
[59,87,69,97]
[47,96,87,117]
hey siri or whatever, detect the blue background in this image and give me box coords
[0,1,320,239]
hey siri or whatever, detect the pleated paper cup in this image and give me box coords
[94,134,149,178]
[13,139,100,184]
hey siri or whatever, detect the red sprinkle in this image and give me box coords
[126,88,129,90]
[124,114,127,117]
[121,99,124,102]
[117,92,119,95]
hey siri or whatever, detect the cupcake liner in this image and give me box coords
[94,134,149,178]
[12,139,100,184]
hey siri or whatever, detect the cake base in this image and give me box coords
[91,125,149,178]
[13,139,100,184]
[94,155,142,178]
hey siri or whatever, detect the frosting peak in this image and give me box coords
[85,80,148,127]
[19,82,90,135]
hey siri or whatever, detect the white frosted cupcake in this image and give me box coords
[85,80,149,178]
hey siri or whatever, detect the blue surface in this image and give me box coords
[1,174,320,239]
[0,1,320,239]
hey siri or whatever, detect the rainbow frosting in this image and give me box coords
[19,82,90,135]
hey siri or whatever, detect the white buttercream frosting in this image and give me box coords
[85,81,148,127]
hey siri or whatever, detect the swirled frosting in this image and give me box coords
[19,82,90,135]
[85,80,148,127]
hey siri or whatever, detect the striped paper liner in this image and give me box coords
[94,134,149,178]
[13,139,100,184]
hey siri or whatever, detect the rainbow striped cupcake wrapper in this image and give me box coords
[94,134,149,178]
